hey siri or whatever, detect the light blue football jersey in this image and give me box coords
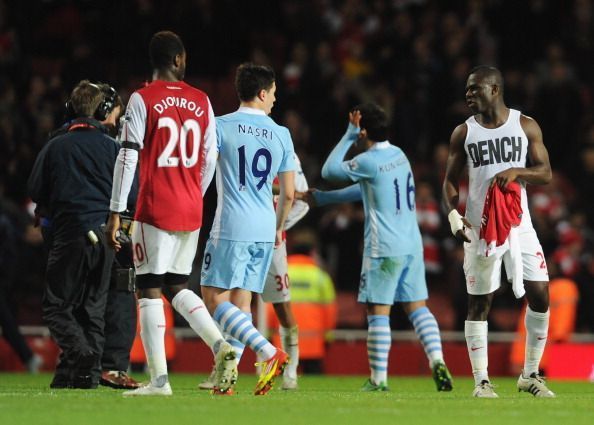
[321,125,423,257]
[209,107,296,242]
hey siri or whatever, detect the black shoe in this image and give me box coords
[50,375,71,389]
[70,351,99,389]
[70,375,98,389]
[74,351,98,372]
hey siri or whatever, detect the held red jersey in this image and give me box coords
[119,80,217,231]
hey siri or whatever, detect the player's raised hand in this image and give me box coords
[105,212,122,251]
[349,110,361,128]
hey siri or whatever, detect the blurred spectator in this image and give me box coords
[533,42,584,173]
[318,203,364,293]
[553,220,585,278]
[416,181,442,275]
[0,196,43,372]
[575,254,594,332]
[570,143,594,228]
[268,228,337,374]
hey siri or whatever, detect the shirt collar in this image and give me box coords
[238,106,266,116]
[368,141,390,150]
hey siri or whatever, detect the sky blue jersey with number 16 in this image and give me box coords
[319,124,422,257]
[209,106,296,242]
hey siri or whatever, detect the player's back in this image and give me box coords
[44,127,119,238]
[357,143,422,257]
[127,80,214,231]
[210,107,295,242]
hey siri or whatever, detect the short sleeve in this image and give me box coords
[215,117,223,153]
[278,127,297,172]
[119,92,147,148]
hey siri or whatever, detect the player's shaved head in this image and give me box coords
[469,65,504,93]
[149,31,185,70]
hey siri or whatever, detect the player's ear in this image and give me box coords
[257,89,267,102]
[173,53,182,68]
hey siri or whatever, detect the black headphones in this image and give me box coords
[94,84,118,121]
[64,82,118,121]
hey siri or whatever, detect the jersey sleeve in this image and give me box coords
[200,97,217,195]
[312,184,362,206]
[110,91,144,212]
[119,92,147,148]
[321,123,360,182]
[215,117,223,154]
[110,148,139,212]
[278,127,297,172]
[337,152,377,182]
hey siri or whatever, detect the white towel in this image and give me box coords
[476,226,525,298]
[507,227,525,298]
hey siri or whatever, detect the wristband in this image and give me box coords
[448,209,465,236]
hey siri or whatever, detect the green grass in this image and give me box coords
[1,373,593,425]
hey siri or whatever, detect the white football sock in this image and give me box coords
[138,298,168,386]
[171,289,224,351]
[280,325,299,378]
[524,307,550,376]
[465,320,489,385]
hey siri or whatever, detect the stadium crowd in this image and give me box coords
[1,0,594,334]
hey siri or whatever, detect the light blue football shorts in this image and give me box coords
[200,238,274,293]
[357,253,428,305]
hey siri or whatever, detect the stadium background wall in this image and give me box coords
[2,332,593,380]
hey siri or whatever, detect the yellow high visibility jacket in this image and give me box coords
[268,254,337,359]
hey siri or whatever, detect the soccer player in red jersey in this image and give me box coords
[105,31,236,396]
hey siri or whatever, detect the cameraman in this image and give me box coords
[46,83,140,389]
[28,80,120,389]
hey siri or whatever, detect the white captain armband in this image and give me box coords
[448,209,465,236]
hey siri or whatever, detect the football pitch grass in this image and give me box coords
[1,373,593,425]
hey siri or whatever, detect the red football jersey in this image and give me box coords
[119,80,217,231]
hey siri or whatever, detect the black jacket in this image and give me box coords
[28,118,120,241]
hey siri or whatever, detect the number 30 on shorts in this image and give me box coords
[275,274,289,291]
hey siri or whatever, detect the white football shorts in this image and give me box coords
[131,221,200,275]
[261,241,291,303]
[463,226,549,295]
